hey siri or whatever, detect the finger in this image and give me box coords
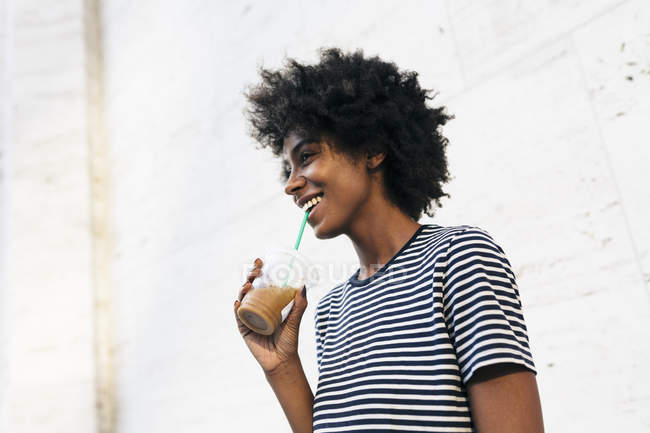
[233,299,252,335]
[238,281,253,302]
[293,285,307,308]
[233,298,241,320]
[247,258,263,273]
[280,300,306,334]
[246,267,262,283]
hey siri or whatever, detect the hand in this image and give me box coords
[234,258,308,373]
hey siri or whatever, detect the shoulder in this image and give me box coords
[419,224,513,280]
[447,226,513,273]
[442,224,497,242]
[440,225,519,297]
[414,223,499,257]
[437,225,507,257]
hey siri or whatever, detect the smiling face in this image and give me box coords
[282,131,376,239]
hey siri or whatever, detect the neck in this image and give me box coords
[346,196,421,280]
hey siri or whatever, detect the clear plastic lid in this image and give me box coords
[252,248,319,290]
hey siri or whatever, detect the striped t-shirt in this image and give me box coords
[312,224,536,432]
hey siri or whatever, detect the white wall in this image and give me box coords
[1,1,648,432]
[0,0,11,431]
[0,0,96,432]
[100,1,650,432]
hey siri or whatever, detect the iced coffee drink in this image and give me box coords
[237,285,300,335]
[237,249,315,335]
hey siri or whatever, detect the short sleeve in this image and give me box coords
[442,227,536,385]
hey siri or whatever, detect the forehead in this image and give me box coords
[281,131,325,164]
[282,132,304,158]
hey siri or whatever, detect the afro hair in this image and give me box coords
[245,48,454,221]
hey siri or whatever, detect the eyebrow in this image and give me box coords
[289,137,316,161]
[282,137,316,168]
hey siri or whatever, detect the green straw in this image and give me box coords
[293,209,310,250]
[282,209,310,288]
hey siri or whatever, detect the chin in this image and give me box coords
[312,220,341,240]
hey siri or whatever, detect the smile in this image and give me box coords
[303,194,323,212]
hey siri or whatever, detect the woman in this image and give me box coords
[234,48,544,433]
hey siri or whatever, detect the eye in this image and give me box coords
[300,151,314,164]
[281,161,292,181]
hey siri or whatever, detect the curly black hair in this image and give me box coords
[245,48,453,221]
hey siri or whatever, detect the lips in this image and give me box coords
[298,192,324,211]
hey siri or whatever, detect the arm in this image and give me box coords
[467,363,544,433]
[235,260,313,432]
[265,354,314,433]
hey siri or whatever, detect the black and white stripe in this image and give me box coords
[312,224,536,432]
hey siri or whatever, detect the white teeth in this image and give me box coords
[303,195,323,211]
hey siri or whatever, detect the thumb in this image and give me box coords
[284,286,308,328]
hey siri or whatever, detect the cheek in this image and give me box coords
[310,150,369,206]
[326,167,368,207]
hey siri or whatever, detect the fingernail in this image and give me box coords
[302,285,307,297]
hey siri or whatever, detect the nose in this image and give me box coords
[284,171,306,197]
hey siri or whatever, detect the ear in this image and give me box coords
[366,151,386,171]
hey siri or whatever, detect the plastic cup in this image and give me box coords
[237,249,317,335]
